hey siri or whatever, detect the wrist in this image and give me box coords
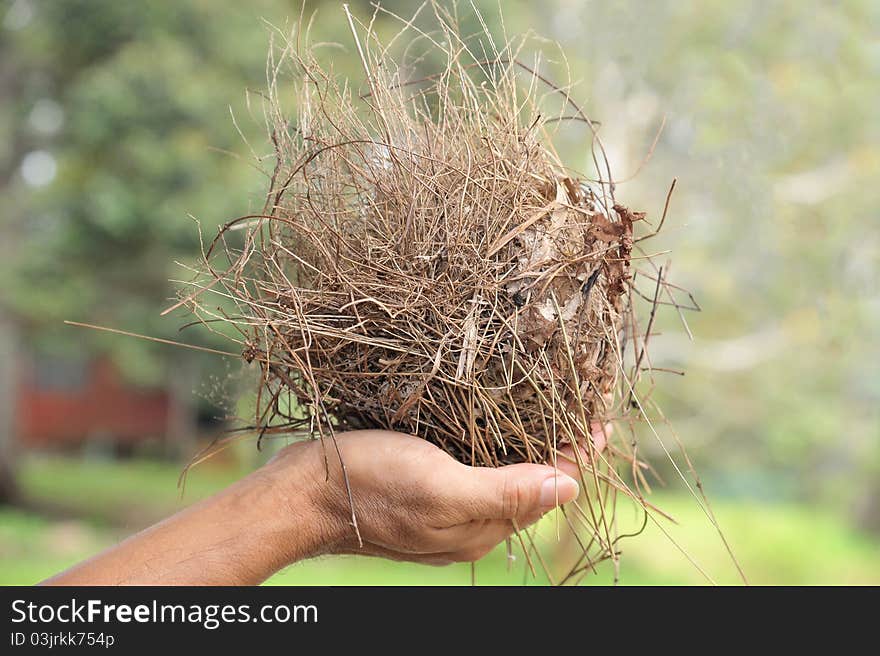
[254,440,352,564]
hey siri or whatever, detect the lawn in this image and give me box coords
[2,454,878,585]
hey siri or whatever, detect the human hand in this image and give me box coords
[266,430,582,566]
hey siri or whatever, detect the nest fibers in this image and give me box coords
[180,6,689,581]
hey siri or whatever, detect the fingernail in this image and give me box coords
[539,473,579,509]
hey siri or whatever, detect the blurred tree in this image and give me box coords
[1,0,299,473]
[0,0,392,479]
[524,0,880,529]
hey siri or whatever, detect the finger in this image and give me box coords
[341,542,457,567]
[555,444,585,480]
[436,500,547,548]
[589,421,613,453]
[553,421,613,478]
[446,520,518,562]
[451,463,579,521]
[440,514,550,563]
[343,520,526,566]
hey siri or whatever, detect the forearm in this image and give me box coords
[41,451,333,586]
[38,430,580,586]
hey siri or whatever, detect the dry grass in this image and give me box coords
[170,2,730,583]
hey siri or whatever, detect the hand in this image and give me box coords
[41,426,610,585]
[266,430,581,566]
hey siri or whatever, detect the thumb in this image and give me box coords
[459,463,580,521]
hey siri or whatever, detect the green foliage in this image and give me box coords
[501,0,880,526]
[3,0,284,381]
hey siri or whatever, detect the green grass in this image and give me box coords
[0,507,117,585]
[19,454,241,525]
[4,455,879,585]
[264,496,880,585]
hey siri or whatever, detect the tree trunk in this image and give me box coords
[0,312,20,503]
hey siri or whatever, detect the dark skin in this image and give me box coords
[42,427,607,586]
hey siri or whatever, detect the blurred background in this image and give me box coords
[1,0,877,585]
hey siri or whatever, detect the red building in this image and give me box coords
[16,356,172,448]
